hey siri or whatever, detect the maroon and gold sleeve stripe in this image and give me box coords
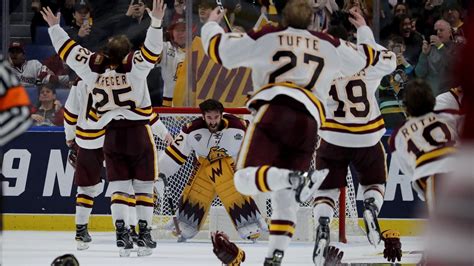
[63,108,78,125]
[140,45,161,64]
[208,34,223,65]
[58,39,79,61]
[165,145,187,165]
[361,44,376,69]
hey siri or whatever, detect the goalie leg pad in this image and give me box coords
[212,157,263,240]
[267,189,298,258]
[176,162,216,238]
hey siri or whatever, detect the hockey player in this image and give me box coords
[160,18,186,106]
[64,80,172,250]
[434,86,464,134]
[201,0,375,264]
[42,0,165,256]
[311,10,401,264]
[159,99,264,246]
[390,79,460,214]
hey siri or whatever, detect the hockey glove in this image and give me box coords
[382,229,402,262]
[324,246,344,266]
[211,231,246,265]
[67,141,79,168]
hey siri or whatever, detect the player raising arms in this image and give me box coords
[201,0,374,264]
[310,10,401,264]
[159,99,265,247]
[64,79,172,250]
[42,0,166,257]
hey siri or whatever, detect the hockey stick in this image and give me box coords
[216,0,233,31]
[159,173,183,239]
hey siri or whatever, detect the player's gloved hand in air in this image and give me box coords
[324,246,344,266]
[67,140,78,168]
[211,231,245,265]
[382,229,402,262]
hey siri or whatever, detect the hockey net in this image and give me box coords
[152,107,362,242]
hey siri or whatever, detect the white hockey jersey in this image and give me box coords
[435,88,462,111]
[160,41,185,106]
[201,22,373,125]
[48,24,163,130]
[64,80,170,149]
[10,60,56,86]
[390,112,459,181]
[318,26,397,147]
[434,88,464,135]
[159,114,246,177]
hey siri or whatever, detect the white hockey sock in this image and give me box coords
[267,190,298,258]
[312,188,339,224]
[362,184,385,213]
[109,180,133,227]
[133,180,154,225]
[128,201,137,227]
[75,183,102,225]
[234,166,291,195]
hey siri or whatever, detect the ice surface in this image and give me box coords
[2,231,423,265]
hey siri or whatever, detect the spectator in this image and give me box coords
[415,19,458,96]
[398,14,423,65]
[115,0,151,49]
[30,0,59,43]
[7,42,60,87]
[160,18,186,106]
[42,54,76,88]
[31,83,64,126]
[389,35,415,77]
[393,3,408,17]
[164,0,185,29]
[443,3,465,40]
[65,1,107,51]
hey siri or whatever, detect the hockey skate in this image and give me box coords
[115,220,133,257]
[137,220,156,257]
[129,225,139,243]
[313,217,330,266]
[75,224,92,250]
[263,249,284,266]
[290,169,329,203]
[363,198,382,247]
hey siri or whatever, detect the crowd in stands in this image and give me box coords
[5,0,470,127]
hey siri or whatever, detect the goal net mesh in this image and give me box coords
[152,108,362,241]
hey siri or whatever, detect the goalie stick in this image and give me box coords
[215,0,232,31]
[159,173,183,240]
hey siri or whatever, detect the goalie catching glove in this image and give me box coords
[382,229,402,263]
[211,231,245,265]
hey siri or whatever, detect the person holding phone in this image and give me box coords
[65,1,107,51]
[114,0,152,49]
[415,19,459,96]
